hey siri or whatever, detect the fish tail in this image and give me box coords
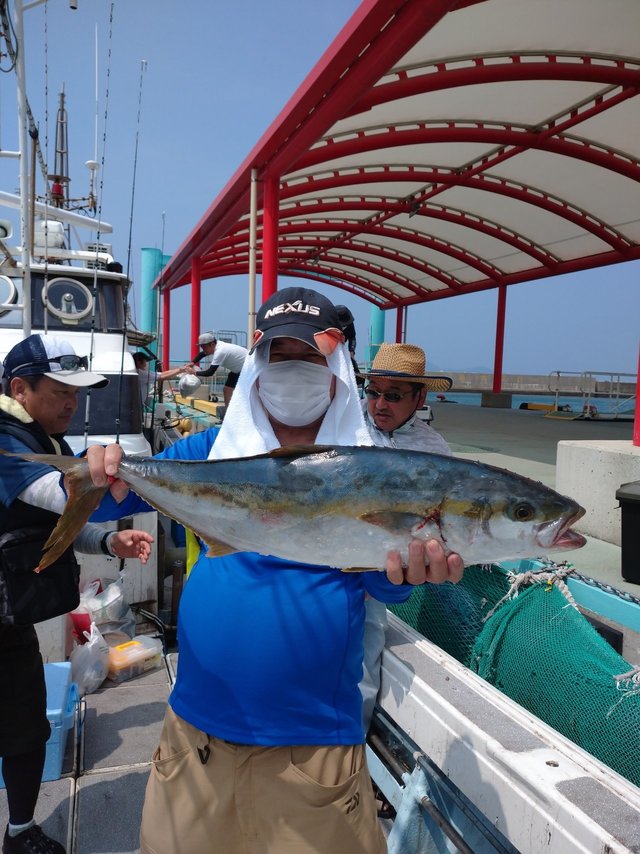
[40,458,109,572]
[0,450,109,572]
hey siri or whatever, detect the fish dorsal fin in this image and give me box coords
[267,444,335,460]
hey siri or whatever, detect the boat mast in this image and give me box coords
[49,85,69,209]
[12,0,34,336]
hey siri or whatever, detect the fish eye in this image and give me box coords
[510,501,535,522]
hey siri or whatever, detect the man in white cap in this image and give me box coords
[190,332,247,406]
[0,334,153,854]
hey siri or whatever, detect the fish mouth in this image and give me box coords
[552,527,587,551]
[537,509,586,552]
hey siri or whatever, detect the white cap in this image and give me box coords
[198,332,216,346]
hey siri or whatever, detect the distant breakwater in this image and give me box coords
[437,372,636,396]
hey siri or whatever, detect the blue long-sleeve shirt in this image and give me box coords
[91,427,412,744]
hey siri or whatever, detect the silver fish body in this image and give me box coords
[3,444,586,572]
[114,445,585,569]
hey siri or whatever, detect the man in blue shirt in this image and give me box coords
[87,287,463,854]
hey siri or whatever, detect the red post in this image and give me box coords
[262,173,280,302]
[492,284,507,393]
[161,288,170,371]
[633,345,640,447]
[190,256,202,361]
[395,306,403,342]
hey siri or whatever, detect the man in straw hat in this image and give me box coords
[360,342,453,454]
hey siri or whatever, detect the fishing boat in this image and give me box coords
[0,0,159,661]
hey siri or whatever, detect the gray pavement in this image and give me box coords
[0,662,169,854]
[429,400,634,466]
[422,402,639,596]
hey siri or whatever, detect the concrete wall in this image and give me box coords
[447,372,636,395]
[556,440,640,546]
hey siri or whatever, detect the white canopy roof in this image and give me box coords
[158,0,640,312]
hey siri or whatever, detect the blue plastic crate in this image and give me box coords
[0,661,78,788]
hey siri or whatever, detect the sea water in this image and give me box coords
[432,392,635,414]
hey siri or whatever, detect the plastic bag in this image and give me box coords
[70,580,101,642]
[71,578,136,643]
[83,578,130,624]
[70,623,110,696]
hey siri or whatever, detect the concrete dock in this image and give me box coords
[427,400,637,595]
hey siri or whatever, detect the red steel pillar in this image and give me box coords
[492,284,507,393]
[634,345,640,446]
[161,288,170,371]
[190,256,202,361]
[394,306,405,342]
[262,174,280,302]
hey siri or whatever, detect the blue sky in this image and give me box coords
[2,0,638,377]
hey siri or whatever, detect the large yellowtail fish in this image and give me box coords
[6,445,586,572]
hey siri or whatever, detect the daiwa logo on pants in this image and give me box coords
[264,300,321,319]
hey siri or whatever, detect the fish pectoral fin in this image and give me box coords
[341,566,382,573]
[360,511,427,536]
[203,537,239,558]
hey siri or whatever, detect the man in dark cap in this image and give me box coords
[85,288,463,854]
[132,351,194,407]
[0,335,153,854]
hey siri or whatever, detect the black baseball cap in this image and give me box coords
[250,287,345,356]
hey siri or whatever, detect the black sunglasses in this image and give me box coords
[364,386,415,404]
[12,354,89,374]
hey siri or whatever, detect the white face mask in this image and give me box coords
[257,359,333,427]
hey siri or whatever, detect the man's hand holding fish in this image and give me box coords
[386,537,463,585]
[87,442,130,504]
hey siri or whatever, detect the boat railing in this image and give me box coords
[548,370,636,415]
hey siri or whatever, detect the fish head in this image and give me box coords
[437,467,586,562]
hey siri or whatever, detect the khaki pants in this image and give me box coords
[140,707,387,854]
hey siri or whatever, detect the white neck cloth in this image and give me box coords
[209,342,372,460]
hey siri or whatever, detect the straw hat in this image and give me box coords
[360,343,453,392]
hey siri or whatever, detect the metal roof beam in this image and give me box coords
[154,0,467,291]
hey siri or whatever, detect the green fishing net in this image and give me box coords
[388,564,640,787]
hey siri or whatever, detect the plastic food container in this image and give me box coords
[107,636,163,683]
